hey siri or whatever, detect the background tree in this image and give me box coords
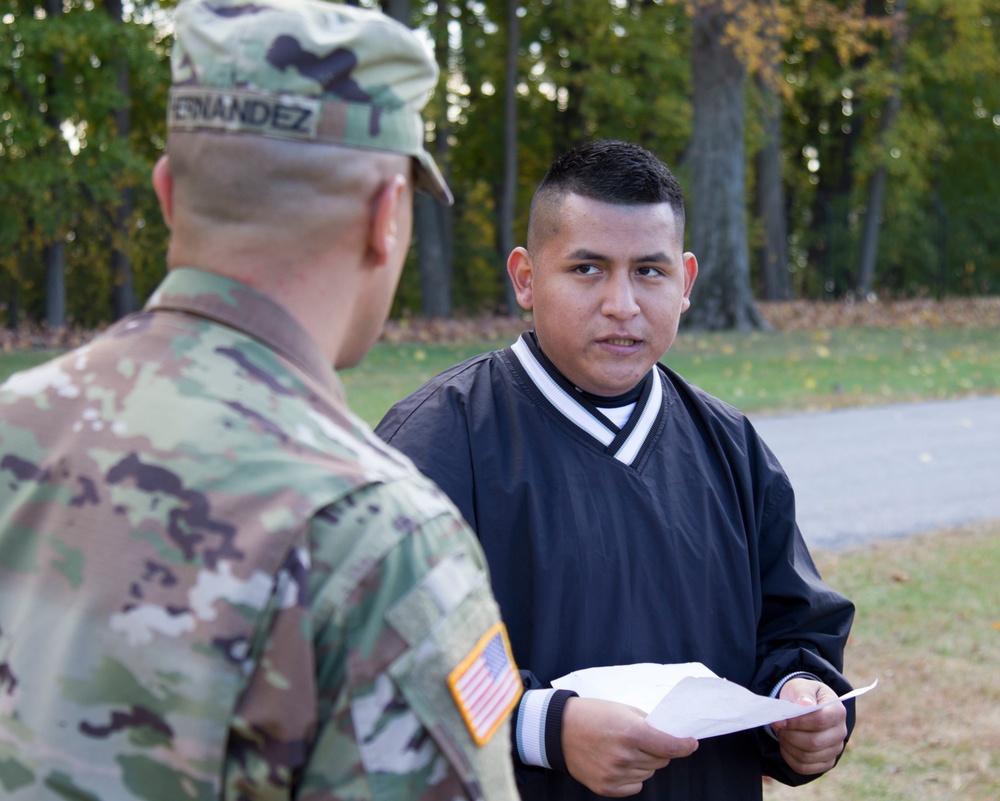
[498,0,520,313]
[106,0,137,317]
[2,0,998,330]
[414,0,455,317]
[42,0,67,328]
[855,0,907,297]
[751,0,791,301]
[684,0,765,330]
[777,0,891,297]
[0,0,171,328]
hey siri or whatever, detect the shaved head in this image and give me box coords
[163,131,412,273]
[167,132,409,231]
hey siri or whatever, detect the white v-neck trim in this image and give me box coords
[509,335,662,466]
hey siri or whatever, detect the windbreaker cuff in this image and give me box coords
[515,688,578,771]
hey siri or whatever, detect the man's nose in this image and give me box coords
[602,272,640,318]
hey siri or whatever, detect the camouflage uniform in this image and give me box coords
[0,1,518,798]
[0,269,520,800]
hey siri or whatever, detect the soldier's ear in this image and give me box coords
[152,156,175,229]
[368,173,408,268]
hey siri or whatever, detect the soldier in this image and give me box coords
[0,1,520,799]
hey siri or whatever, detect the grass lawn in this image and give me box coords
[2,326,997,426]
[764,520,1000,801]
[338,325,1000,426]
[0,350,63,383]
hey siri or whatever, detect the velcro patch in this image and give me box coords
[447,622,521,746]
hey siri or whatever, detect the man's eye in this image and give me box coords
[636,266,663,277]
[573,264,600,275]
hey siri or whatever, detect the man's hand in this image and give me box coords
[771,678,848,775]
[561,697,698,797]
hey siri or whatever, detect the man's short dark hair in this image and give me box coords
[527,139,686,251]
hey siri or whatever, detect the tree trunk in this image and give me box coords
[855,165,887,298]
[685,4,764,330]
[378,0,451,317]
[111,194,136,316]
[45,241,66,328]
[381,0,409,21]
[413,0,452,317]
[431,0,453,315]
[752,2,791,302]
[44,0,66,328]
[6,267,20,329]
[106,0,137,318]
[499,0,520,315]
[415,194,449,316]
[856,0,907,298]
[755,82,790,300]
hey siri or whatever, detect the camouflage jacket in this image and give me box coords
[0,268,520,801]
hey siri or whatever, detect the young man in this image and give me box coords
[377,140,856,801]
[0,2,521,799]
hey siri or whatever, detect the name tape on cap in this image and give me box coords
[168,88,320,140]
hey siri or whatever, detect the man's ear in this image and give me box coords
[680,251,698,313]
[507,247,534,311]
[368,174,408,268]
[151,155,174,229]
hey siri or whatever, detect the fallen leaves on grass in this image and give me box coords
[757,296,1000,331]
[764,521,1000,801]
[0,324,99,353]
[6,297,1000,351]
[381,297,1000,343]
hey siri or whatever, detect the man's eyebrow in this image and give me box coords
[567,249,609,261]
[633,252,673,264]
[565,249,674,263]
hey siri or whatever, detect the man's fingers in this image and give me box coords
[776,701,848,775]
[773,681,848,776]
[779,739,845,775]
[635,726,699,762]
[562,699,698,795]
[781,702,844,732]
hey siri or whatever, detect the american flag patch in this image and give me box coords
[447,622,522,745]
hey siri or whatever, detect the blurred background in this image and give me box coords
[2,0,998,331]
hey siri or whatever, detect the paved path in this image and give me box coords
[750,395,1000,550]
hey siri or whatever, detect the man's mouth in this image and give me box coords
[604,337,638,346]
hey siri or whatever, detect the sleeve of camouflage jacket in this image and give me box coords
[222,479,520,801]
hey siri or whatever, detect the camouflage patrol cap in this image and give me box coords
[168,0,452,205]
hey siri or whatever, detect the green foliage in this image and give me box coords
[0,0,171,325]
[776,0,1000,299]
[395,0,693,314]
[1,0,997,324]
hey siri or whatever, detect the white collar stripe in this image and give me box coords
[510,335,663,465]
[510,337,615,446]
[615,368,662,465]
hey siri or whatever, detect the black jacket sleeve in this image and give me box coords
[746,436,856,785]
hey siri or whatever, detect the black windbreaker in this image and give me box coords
[377,333,856,801]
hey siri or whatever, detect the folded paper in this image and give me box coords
[552,662,877,740]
